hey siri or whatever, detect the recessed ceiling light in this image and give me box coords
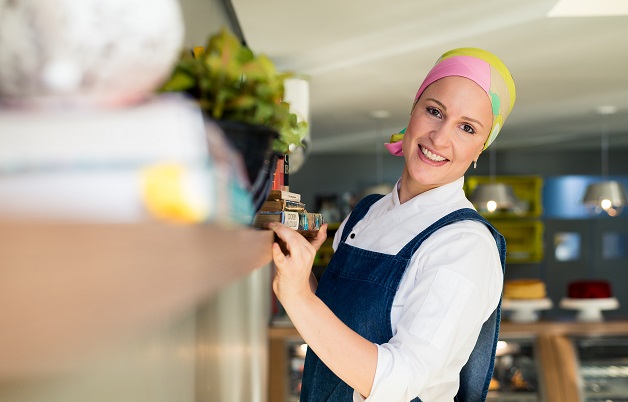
[595,105,618,115]
[369,110,390,119]
[548,0,628,17]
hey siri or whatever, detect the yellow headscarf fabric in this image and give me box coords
[385,48,516,156]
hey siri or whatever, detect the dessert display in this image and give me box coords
[492,339,538,395]
[503,279,547,300]
[560,279,619,322]
[567,280,612,299]
[502,279,552,323]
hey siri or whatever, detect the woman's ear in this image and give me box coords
[475,148,483,162]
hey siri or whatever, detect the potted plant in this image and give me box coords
[160,28,307,211]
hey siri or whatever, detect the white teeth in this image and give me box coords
[421,146,446,162]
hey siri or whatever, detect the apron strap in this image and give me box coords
[397,208,502,260]
[339,194,385,243]
[395,207,506,402]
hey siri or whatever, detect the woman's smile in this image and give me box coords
[418,144,448,165]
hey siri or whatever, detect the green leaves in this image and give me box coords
[160,28,306,154]
[160,70,195,92]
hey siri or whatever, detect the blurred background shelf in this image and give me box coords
[491,220,545,264]
[464,175,545,264]
[465,176,544,219]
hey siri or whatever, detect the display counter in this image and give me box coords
[268,320,628,402]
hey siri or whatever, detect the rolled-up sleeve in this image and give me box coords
[354,224,503,402]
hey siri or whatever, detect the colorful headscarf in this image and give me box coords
[385,48,516,156]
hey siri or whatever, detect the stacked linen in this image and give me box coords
[0,94,253,225]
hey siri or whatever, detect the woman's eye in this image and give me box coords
[461,124,476,134]
[426,106,441,118]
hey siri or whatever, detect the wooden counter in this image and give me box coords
[270,319,628,340]
[268,320,628,402]
[0,223,274,378]
[500,320,628,336]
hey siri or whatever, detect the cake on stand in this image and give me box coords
[559,298,619,322]
[502,279,552,323]
[502,298,553,323]
[560,280,619,322]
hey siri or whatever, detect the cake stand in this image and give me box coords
[502,298,553,323]
[559,297,620,322]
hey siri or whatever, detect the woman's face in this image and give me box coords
[401,76,493,197]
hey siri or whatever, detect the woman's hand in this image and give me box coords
[269,223,327,303]
[308,222,328,251]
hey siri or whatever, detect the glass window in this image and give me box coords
[602,232,627,260]
[554,232,581,261]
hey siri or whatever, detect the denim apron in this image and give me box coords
[300,194,506,402]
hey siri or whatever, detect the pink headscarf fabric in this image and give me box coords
[385,48,516,156]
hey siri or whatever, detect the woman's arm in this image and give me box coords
[269,222,378,398]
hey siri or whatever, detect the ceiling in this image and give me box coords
[229,0,628,154]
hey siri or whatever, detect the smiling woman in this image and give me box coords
[386,48,516,156]
[269,48,517,402]
[398,76,494,200]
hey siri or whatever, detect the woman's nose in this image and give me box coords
[429,123,452,148]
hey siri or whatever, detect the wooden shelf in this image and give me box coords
[0,222,273,378]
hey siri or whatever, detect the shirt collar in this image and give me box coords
[391,176,466,209]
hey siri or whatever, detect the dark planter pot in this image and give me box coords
[214,120,281,214]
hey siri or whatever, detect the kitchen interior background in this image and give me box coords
[291,148,628,319]
[2,0,628,402]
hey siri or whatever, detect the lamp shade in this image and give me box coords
[283,78,310,173]
[582,180,627,214]
[470,182,523,213]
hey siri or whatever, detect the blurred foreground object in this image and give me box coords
[160,29,308,211]
[0,95,254,225]
[0,220,273,379]
[0,0,274,393]
[282,77,311,173]
[160,28,307,156]
[0,0,184,107]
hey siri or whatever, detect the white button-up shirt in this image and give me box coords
[331,177,503,402]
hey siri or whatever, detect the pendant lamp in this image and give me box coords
[470,146,523,214]
[582,106,627,217]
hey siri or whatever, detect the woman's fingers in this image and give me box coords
[269,223,295,258]
[269,223,317,302]
[269,222,299,243]
[309,223,328,251]
[269,222,316,263]
[270,222,308,249]
[272,242,286,263]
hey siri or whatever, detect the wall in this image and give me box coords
[178,0,231,47]
[290,153,404,211]
[292,148,628,320]
[291,149,628,209]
